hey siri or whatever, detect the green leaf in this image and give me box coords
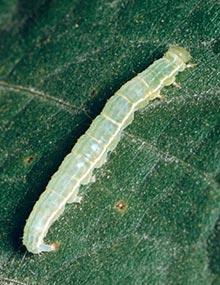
[0,0,219,284]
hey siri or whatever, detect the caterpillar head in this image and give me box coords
[165,45,191,63]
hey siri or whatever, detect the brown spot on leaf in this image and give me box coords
[115,200,128,213]
[91,89,97,96]
[23,155,35,165]
[212,38,220,54]
[51,241,60,252]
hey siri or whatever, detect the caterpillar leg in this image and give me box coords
[75,195,83,203]
[91,175,96,183]
[154,93,164,100]
[150,92,164,102]
[67,193,83,204]
[172,81,181,88]
[186,63,197,68]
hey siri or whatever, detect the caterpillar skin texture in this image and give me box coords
[23,46,192,254]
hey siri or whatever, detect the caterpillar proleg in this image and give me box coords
[23,46,192,254]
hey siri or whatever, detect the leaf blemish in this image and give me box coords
[115,200,128,213]
[23,155,35,165]
[51,241,60,252]
[212,38,220,54]
[91,89,97,96]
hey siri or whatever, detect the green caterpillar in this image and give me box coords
[23,45,192,254]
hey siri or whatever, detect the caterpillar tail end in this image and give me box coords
[23,240,60,254]
[38,241,60,253]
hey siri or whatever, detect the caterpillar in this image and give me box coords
[23,45,192,254]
